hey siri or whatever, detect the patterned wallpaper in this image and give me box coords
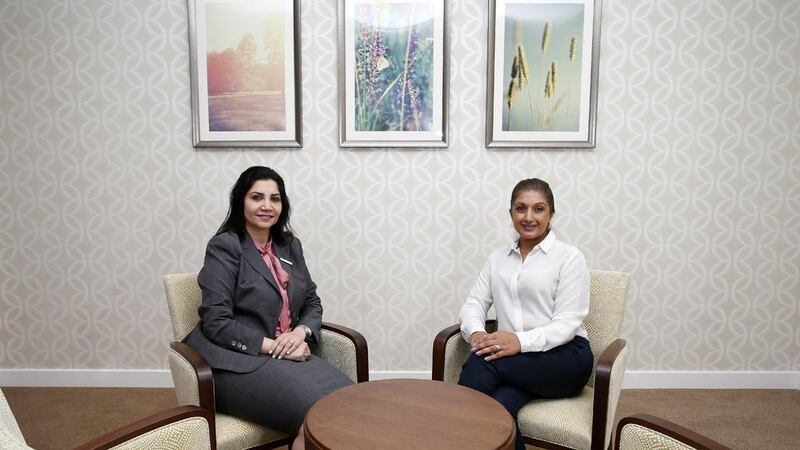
[0,0,798,374]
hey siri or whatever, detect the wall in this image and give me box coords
[0,0,798,384]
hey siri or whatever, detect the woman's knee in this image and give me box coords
[458,353,498,393]
[490,385,531,418]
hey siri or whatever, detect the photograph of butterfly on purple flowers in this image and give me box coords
[340,0,447,147]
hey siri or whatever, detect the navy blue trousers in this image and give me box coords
[458,335,593,450]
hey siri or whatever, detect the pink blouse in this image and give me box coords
[251,235,292,335]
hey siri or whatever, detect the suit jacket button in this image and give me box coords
[237,343,243,348]
[242,345,247,351]
[231,341,237,347]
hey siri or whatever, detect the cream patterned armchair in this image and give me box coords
[1,387,214,450]
[432,270,631,450]
[615,414,731,450]
[164,273,369,450]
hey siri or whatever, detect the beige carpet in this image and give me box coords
[3,387,798,449]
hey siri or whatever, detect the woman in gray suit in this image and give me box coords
[184,166,352,449]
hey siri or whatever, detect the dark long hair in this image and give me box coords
[217,166,293,245]
[510,178,555,214]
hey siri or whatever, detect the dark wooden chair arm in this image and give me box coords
[431,323,461,381]
[615,413,732,450]
[591,338,626,450]
[170,341,215,413]
[322,321,370,383]
[170,341,218,448]
[431,320,497,381]
[74,405,213,450]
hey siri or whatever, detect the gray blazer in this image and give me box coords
[184,231,322,373]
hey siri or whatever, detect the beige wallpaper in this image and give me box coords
[0,0,798,375]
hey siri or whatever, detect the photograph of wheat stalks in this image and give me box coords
[353,2,435,132]
[205,3,287,132]
[503,3,584,132]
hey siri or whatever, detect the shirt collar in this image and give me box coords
[248,233,273,256]
[507,230,557,256]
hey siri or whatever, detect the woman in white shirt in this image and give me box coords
[458,178,593,450]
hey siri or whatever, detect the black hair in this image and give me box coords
[510,178,555,213]
[217,166,293,245]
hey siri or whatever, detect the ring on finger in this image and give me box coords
[494,344,500,353]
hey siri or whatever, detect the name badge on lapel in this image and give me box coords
[279,257,293,266]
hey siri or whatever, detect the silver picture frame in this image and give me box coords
[486,0,602,148]
[188,0,303,148]
[338,0,450,148]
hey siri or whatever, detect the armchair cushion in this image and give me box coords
[518,387,594,450]
[214,413,288,450]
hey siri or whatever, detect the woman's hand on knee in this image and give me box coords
[474,331,521,361]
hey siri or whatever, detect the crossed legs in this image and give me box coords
[458,336,592,450]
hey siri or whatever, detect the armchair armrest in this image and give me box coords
[169,342,215,412]
[169,341,217,447]
[319,322,369,383]
[432,324,461,381]
[432,320,497,383]
[615,413,732,450]
[74,406,213,450]
[592,338,627,450]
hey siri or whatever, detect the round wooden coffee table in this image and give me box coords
[304,379,515,450]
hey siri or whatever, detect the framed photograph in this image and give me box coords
[188,0,302,148]
[338,0,449,147]
[486,0,602,148]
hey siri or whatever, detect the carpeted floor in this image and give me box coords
[3,387,798,449]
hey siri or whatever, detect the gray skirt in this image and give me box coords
[212,354,353,434]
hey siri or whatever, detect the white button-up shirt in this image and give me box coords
[459,231,590,353]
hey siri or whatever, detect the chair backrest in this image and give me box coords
[0,388,30,449]
[163,273,202,341]
[585,270,631,386]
